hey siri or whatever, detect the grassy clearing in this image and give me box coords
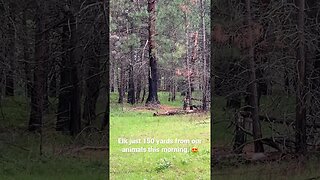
[0,96,107,179]
[110,92,210,179]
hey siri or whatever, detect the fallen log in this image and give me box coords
[153,109,204,116]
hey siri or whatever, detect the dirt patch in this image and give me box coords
[131,105,181,113]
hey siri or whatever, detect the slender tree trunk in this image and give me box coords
[5,8,15,97]
[118,61,125,103]
[127,64,135,104]
[83,47,101,126]
[284,60,290,96]
[43,29,50,113]
[246,0,264,153]
[136,73,142,102]
[69,6,81,135]
[110,61,115,92]
[233,112,246,153]
[23,9,32,97]
[29,1,47,131]
[146,0,159,105]
[295,0,307,154]
[49,65,57,97]
[200,0,208,110]
[172,77,176,101]
[127,48,135,104]
[141,85,146,103]
[57,21,71,132]
[184,11,193,110]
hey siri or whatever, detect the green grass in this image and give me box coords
[0,131,107,180]
[212,94,320,180]
[0,96,107,180]
[3,90,318,180]
[0,96,29,127]
[110,92,210,179]
[213,156,320,180]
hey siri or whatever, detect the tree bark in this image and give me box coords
[295,0,307,154]
[29,1,47,131]
[200,0,208,111]
[184,10,193,110]
[5,5,15,97]
[68,6,81,136]
[49,65,57,97]
[127,48,135,104]
[23,8,32,97]
[136,74,142,102]
[101,0,109,132]
[246,0,264,153]
[118,60,125,103]
[83,46,101,126]
[146,0,159,105]
[57,2,81,135]
[83,6,102,126]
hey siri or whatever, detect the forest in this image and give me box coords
[0,0,108,179]
[110,0,211,179]
[212,0,320,179]
[1,0,320,179]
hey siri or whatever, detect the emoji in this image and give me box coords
[191,147,198,153]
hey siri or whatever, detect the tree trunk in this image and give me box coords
[29,1,47,131]
[127,48,135,104]
[200,0,208,111]
[49,65,57,97]
[246,0,264,153]
[83,46,101,126]
[233,112,246,154]
[43,31,50,113]
[146,0,159,105]
[23,9,32,97]
[83,5,102,126]
[57,2,81,135]
[110,61,115,92]
[184,11,193,110]
[141,85,146,103]
[284,59,290,96]
[118,60,125,103]
[5,8,15,97]
[68,6,81,136]
[57,20,72,132]
[101,0,109,131]
[295,0,307,154]
[136,74,142,102]
[172,77,176,101]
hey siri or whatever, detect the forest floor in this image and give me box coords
[0,96,107,180]
[110,91,210,179]
[212,95,320,180]
[131,104,181,112]
[2,92,320,179]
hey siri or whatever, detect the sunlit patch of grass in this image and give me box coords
[110,92,210,179]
